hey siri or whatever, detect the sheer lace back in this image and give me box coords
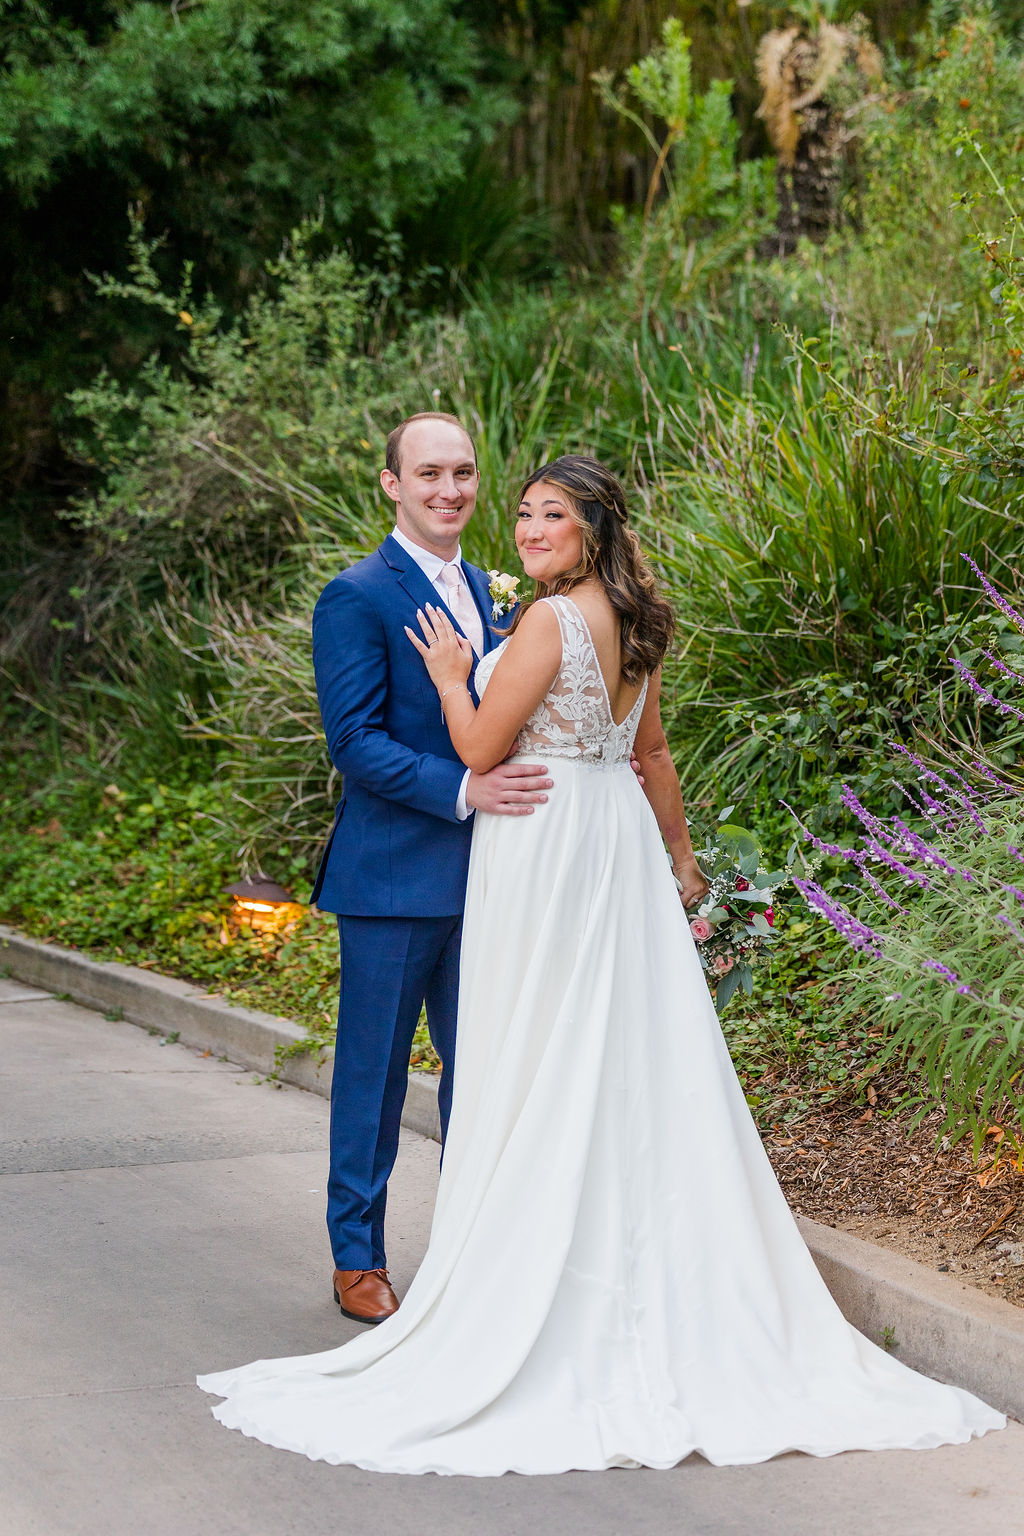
[476,595,648,765]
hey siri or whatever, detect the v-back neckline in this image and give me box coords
[555,595,646,729]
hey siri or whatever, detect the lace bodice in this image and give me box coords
[474,595,648,765]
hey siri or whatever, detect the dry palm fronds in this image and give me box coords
[756,26,802,165]
[756,21,882,167]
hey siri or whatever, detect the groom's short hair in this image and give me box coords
[385,412,476,477]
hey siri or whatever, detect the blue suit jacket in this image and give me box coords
[310,534,505,917]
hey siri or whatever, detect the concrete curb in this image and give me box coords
[3,923,1021,1422]
[0,923,442,1138]
[799,1218,1024,1422]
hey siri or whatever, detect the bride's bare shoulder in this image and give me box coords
[508,598,562,640]
[560,584,617,640]
[494,598,562,673]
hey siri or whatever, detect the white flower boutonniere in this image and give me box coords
[488,570,520,621]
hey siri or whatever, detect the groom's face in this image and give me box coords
[380,420,479,558]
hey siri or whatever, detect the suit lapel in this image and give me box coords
[379,533,458,630]
[379,534,507,660]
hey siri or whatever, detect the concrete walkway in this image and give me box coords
[2,979,1022,1536]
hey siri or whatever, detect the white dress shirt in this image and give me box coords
[391,526,474,820]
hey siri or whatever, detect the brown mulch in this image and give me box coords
[763,1088,1024,1308]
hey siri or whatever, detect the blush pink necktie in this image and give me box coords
[439,562,484,657]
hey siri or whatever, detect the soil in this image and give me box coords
[763,1090,1024,1309]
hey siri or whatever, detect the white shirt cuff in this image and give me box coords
[456,769,472,821]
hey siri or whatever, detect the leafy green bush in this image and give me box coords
[594,18,777,308]
[630,338,1023,811]
[10,2,1024,874]
[719,912,880,1127]
[0,753,344,1029]
[0,0,509,480]
[766,4,1024,350]
[795,559,1024,1155]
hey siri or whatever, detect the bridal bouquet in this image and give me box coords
[687,811,790,1013]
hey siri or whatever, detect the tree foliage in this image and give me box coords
[0,0,509,487]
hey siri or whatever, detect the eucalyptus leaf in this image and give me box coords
[715,964,743,1013]
[716,824,757,854]
[739,847,761,878]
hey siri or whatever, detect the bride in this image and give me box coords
[199,455,1003,1473]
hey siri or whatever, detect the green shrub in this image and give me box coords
[594,18,777,309]
[795,559,1024,1155]
[0,0,510,478]
[0,754,345,1032]
[767,4,1024,350]
[630,339,1023,811]
[11,5,1024,870]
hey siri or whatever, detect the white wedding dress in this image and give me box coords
[198,595,1004,1473]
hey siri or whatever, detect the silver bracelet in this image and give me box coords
[440,683,467,720]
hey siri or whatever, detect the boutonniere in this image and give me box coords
[488,570,520,620]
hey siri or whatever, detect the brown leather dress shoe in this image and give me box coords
[332,1267,399,1324]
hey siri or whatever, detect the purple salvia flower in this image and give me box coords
[952,658,1024,723]
[863,835,931,887]
[840,785,896,842]
[891,742,960,797]
[891,818,973,882]
[921,959,959,984]
[794,878,887,956]
[961,553,1024,632]
[998,912,1024,942]
[890,743,986,828]
[897,781,957,832]
[780,801,867,868]
[971,759,1019,794]
[982,650,1024,689]
[928,756,989,807]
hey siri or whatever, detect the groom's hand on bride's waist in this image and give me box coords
[466,763,552,816]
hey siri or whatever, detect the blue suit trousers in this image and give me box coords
[327,913,460,1270]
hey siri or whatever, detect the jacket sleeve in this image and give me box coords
[312,577,467,825]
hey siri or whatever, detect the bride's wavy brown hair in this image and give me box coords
[509,455,674,683]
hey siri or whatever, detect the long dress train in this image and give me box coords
[198,595,1004,1473]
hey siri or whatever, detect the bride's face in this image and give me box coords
[516,482,584,584]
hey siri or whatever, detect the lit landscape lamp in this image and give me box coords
[225,878,295,933]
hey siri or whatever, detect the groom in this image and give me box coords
[310,412,551,1324]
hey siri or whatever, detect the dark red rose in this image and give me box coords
[735,877,750,892]
[765,908,775,926]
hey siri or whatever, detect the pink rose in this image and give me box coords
[712,953,734,975]
[689,917,713,943]
[765,908,775,926]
